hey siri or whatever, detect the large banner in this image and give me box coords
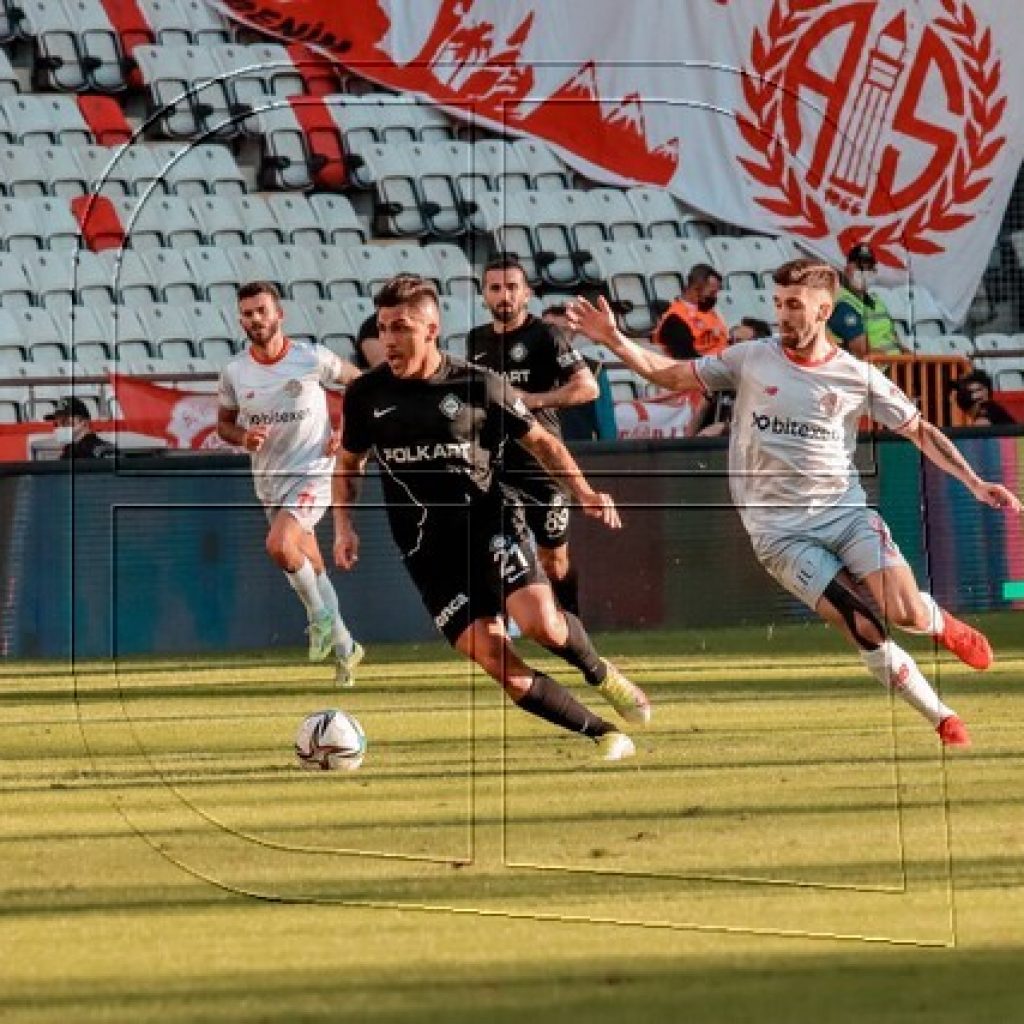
[213,0,1023,324]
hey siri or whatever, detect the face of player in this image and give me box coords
[376,301,441,379]
[773,284,833,355]
[239,293,285,351]
[482,268,531,329]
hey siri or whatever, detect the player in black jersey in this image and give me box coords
[333,275,651,761]
[466,255,599,616]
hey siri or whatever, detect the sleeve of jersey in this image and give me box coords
[487,372,535,440]
[316,345,345,385]
[827,300,864,345]
[340,382,372,454]
[693,343,746,393]
[865,364,920,431]
[553,331,586,383]
[217,364,238,409]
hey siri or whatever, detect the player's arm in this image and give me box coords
[897,417,1022,512]
[332,448,370,569]
[521,365,599,411]
[567,296,702,392]
[216,403,265,452]
[518,422,621,529]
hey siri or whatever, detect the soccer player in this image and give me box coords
[467,255,599,616]
[332,274,650,761]
[568,259,1022,747]
[217,281,365,686]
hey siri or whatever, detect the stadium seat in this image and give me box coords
[307,193,366,247]
[881,284,947,338]
[225,245,283,293]
[142,248,201,304]
[97,246,157,305]
[151,142,246,197]
[425,243,477,298]
[588,188,646,242]
[0,47,19,96]
[12,307,67,360]
[703,235,760,289]
[70,193,126,250]
[606,366,642,401]
[0,2,20,46]
[345,244,400,295]
[283,42,346,99]
[136,303,195,361]
[231,194,285,247]
[590,242,656,335]
[0,197,45,253]
[346,141,428,237]
[18,0,93,92]
[254,102,330,191]
[630,239,689,308]
[29,144,91,198]
[269,244,324,302]
[311,245,362,299]
[305,299,353,354]
[263,192,325,246]
[63,304,113,362]
[108,304,155,362]
[404,141,470,238]
[439,295,473,356]
[0,252,34,308]
[282,95,348,189]
[0,94,91,145]
[177,0,231,46]
[512,138,573,190]
[0,144,49,197]
[627,186,690,240]
[181,301,237,358]
[190,195,246,248]
[65,0,129,91]
[116,194,202,249]
[75,94,132,145]
[182,245,241,305]
[279,298,317,345]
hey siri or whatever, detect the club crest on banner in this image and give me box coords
[736,0,1007,268]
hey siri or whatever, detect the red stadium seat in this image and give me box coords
[76,94,132,145]
[98,0,155,87]
[71,193,127,250]
[286,96,347,190]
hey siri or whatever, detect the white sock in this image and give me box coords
[861,640,954,727]
[285,558,325,620]
[316,571,355,657]
[912,592,945,636]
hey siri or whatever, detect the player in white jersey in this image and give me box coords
[568,259,1022,747]
[217,281,364,686]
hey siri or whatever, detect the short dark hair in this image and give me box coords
[686,263,723,289]
[374,274,440,312]
[740,317,772,338]
[483,254,528,281]
[237,280,282,304]
[773,259,839,296]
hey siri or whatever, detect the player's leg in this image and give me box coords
[299,531,363,686]
[492,521,651,726]
[525,482,579,615]
[858,558,993,671]
[757,533,966,745]
[452,617,634,761]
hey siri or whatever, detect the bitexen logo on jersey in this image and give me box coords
[248,408,312,427]
[750,411,842,441]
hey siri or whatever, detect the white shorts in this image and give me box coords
[262,475,331,533]
[751,506,908,610]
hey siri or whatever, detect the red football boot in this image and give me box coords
[939,611,993,671]
[937,715,971,747]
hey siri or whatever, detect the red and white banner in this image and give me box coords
[614,391,707,440]
[212,0,1023,324]
[111,374,229,449]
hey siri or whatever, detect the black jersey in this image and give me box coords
[466,315,584,462]
[342,354,536,556]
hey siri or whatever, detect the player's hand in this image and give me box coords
[972,480,1022,513]
[580,490,621,529]
[566,295,619,346]
[333,525,360,570]
[323,429,342,457]
[243,426,268,453]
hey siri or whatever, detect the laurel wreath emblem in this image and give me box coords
[736,0,1006,268]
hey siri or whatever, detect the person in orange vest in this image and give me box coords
[652,263,729,359]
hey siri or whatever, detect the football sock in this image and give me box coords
[285,558,325,620]
[541,611,608,686]
[516,673,614,739]
[315,571,355,656]
[906,591,945,636]
[861,640,954,727]
[550,568,580,616]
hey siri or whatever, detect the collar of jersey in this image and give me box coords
[779,340,839,369]
[248,337,292,366]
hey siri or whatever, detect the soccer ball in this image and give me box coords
[295,709,366,771]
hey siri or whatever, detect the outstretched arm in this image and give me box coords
[521,365,599,411]
[332,448,370,569]
[899,417,1022,511]
[567,296,703,393]
[518,423,621,529]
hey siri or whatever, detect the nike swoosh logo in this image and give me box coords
[373,406,397,418]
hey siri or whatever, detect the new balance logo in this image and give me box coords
[373,406,397,419]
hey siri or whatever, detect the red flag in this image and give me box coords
[110,374,229,449]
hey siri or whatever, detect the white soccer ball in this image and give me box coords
[295,709,366,771]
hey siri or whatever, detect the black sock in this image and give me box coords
[516,673,613,739]
[551,568,580,616]
[542,611,607,686]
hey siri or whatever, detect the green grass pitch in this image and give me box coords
[2,614,1022,1022]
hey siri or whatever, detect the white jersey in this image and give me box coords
[218,340,346,507]
[694,338,919,538]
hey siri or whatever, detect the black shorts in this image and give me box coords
[402,504,546,645]
[502,474,571,549]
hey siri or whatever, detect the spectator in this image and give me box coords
[952,369,1016,425]
[699,318,773,437]
[828,242,907,358]
[45,397,113,459]
[652,263,729,359]
[354,312,386,369]
[542,305,616,441]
